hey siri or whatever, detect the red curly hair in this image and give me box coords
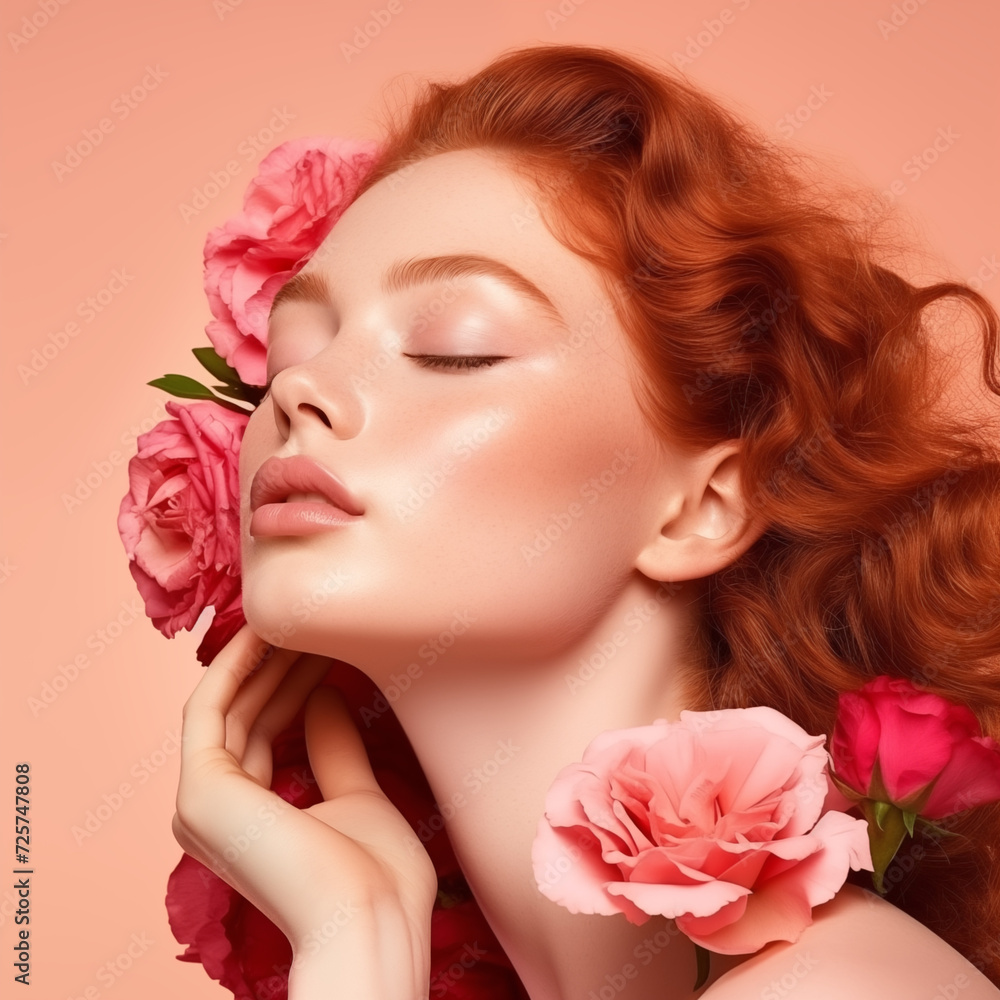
[352,44,1000,981]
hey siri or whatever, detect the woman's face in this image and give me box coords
[239,148,680,668]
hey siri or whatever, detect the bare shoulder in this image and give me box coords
[700,885,999,1000]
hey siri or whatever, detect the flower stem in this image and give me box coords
[859,799,910,894]
[693,944,711,991]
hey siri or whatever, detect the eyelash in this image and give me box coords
[261,355,506,395]
[403,354,508,370]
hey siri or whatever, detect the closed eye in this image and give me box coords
[260,354,507,397]
[403,354,508,370]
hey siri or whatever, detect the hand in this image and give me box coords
[172,624,438,997]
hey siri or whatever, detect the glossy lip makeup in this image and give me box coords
[249,454,364,537]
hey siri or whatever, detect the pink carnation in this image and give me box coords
[117,400,246,647]
[532,708,872,955]
[203,136,379,385]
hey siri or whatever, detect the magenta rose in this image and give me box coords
[831,675,1000,819]
[118,400,246,647]
[532,708,872,955]
[203,136,379,385]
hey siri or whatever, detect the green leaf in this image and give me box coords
[192,346,243,386]
[210,381,266,408]
[191,346,266,407]
[873,800,891,831]
[915,816,961,840]
[147,376,254,416]
[148,374,215,400]
[902,811,917,837]
[239,383,267,406]
[693,944,711,991]
[211,383,258,403]
[867,758,891,805]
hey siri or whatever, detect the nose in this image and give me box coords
[266,358,364,442]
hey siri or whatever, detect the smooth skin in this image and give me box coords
[174,148,1000,999]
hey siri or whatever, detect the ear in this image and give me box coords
[633,439,767,583]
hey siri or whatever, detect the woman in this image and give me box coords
[168,44,1000,998]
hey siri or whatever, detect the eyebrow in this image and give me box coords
[268,253,568,329]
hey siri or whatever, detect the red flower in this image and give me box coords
[194,594,246,668]
[429,898,528,1000]
[831,675,1000,818]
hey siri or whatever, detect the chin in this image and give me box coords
[240,565,331,653]
[239,561,386,669]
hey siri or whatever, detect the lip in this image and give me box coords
[250,455,364,514]
[249,455,364,537]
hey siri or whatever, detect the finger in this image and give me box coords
[181,624,298,758]
[238,654,334,784]
[304,685,381,800]
[225,650,331,761]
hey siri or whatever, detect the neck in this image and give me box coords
[351,573,744,999]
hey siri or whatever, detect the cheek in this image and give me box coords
[238,407,279,506]
[238,411,264,490]
[399,401,650,660]
[490,376,650,519]
[414,380,652,576]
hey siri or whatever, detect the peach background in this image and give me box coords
[1,0,997,997]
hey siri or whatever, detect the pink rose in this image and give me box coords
[118,400,246,643]
[831,675,1000,819]
[203,136,379,385]
[532,708,872,955]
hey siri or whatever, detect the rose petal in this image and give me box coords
[769,811,872,911]
[830,689,881,794]
[608,878,751,921]
[679,879,811,954]
[875,701,965,803]
[921,734,1000,818]
[532,820,638,919]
